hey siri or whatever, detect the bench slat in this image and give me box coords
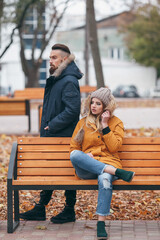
[17,167,159,176]
[13,176,160,186]
[17,160,73,168]
[17,176,78,180]
[119,152,160,159]
[18,145,70,152]
[16,175,160,181]
[120,145,160,151]
[122,137,160,144]
[17,152,70,160]
[17,168,75,176]
[17,144,160,152]
[124,168,160,175]
[17,160,160,168]
[17,152,160,160]
[121,160,160,167]
[17,137,160,145]
[18,137,71,144]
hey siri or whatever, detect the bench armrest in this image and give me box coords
[7,142,18,180]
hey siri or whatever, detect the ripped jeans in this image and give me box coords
[70,150,118,216]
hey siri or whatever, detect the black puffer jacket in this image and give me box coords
[40,54,82,137]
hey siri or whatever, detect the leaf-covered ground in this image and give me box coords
[0,131,160,221]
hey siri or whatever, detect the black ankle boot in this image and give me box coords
[19,203,46,221]
[50,206,75,224]
[97,221,108,239]
[115,168,135,182]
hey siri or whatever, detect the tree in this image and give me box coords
[1,0,70,87]
[0,0,38,59]
[123,4,160,83]
[17,0,70,87]
[86,0,105,88]
[0,0,4,18]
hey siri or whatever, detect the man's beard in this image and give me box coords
[49,66,55,75]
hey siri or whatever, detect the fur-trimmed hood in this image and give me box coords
[80,92,117,118]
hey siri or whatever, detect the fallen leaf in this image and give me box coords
[35,225,47,230]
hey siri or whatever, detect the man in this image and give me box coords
[19,44,82,223]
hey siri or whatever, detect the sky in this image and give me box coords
[65,0,129,18]
[61,0,158,19]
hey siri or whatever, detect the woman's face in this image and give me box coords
[90,97,103,115]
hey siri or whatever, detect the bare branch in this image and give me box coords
[0,0,38,59]
[38,0,70,60]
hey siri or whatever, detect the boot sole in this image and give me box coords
[50,218,76,224]
[19,216,46,221]
[128,172,135,182]
[97,236,108,240]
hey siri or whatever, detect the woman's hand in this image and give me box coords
[86,153,94,158]
[101,110,111,129]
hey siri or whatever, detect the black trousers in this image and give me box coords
[39,190,76,207]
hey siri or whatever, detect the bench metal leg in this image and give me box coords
[28,115,31,132]
[7,185,13,233]
[25,100,31,132]
[14,190,19,222]
[7,186,19,233]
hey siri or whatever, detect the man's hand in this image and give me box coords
[44,126,49,130]
[101,110,110,129]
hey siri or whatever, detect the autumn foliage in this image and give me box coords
[0,131,160,221]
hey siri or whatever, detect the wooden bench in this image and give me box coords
[80,85,96,93]
[7,136,160,233]
[0,98,31,131]
[14,86,97,100]
[14,88,44,100]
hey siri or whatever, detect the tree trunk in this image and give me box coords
[19,30,40,88]
[85,2,89,86]
[26,66,40,87]
[86,0,105,88]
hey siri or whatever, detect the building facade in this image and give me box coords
[0,11,156,97]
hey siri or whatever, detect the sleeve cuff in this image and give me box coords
[102,126,111,135]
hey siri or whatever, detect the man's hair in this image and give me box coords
[52,43,71,54]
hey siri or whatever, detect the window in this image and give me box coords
[39,60,47,87]
[108,47,124,60]
[23,5,45,49]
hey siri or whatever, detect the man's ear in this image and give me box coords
[63,56,68,61]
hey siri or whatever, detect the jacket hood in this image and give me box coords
[52,54,83,80]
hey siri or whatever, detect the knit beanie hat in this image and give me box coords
[90,87,112,107]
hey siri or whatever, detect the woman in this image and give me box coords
[70,87,135,240]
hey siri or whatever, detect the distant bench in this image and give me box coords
[0,98,31,131]
[14,86,97,100]
[0,86,96,132]
[7,136,160,233]
[14,88,44,100]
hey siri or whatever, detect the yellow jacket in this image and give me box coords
[70,116,124,169]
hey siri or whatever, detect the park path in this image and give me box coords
[0,220,160,240]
